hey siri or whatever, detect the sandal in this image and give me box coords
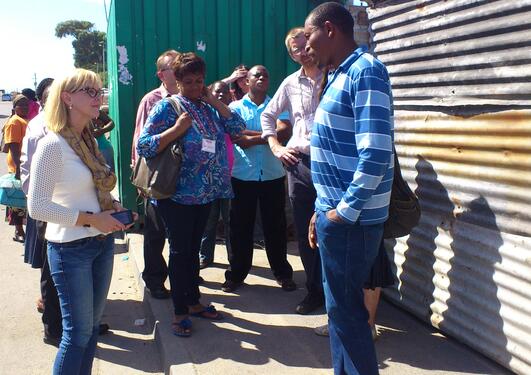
[171,318,192,337]
[190,305,223,320]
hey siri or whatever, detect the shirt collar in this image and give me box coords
[242,94,270,109]
[297,66,323,84]
[336,46,368,73]
[159,83,170,98]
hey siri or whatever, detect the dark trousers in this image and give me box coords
[226,177,293,283]
[42,251,63,338]
[155,199,211,315]
[287,154,323,298]
[316,210,381,375]
[38,220,62,339]
[142,199,168,290]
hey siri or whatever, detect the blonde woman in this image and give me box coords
[28,69,135,375]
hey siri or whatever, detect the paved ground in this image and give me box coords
[128,233,511,375]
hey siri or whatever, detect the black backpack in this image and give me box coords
[383,150,421,239]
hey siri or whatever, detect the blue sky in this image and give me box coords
[0,0,108,92]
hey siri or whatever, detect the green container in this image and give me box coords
[107,0,324,210]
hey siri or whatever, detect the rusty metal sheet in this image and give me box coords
[379,109,531,374]
[366,3,531,372]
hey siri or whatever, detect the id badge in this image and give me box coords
[202,138,216,153]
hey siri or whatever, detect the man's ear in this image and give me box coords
[323,20,335,38]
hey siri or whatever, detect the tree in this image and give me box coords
[55,20,107,85]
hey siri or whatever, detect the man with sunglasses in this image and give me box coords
[131,50,180,300]
[261,27,325,315]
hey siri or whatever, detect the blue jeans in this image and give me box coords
[316,210,381,375]
[199,198,231,263]
[48,235,114,375]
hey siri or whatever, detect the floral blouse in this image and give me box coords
[137,95,245,205]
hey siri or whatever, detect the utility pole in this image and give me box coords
[33,73,37,90]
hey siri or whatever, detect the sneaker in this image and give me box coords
[295,293,324,315]
[277,278,297,292]
[43,335,61,347]
[148,286,171,299]
[314,324,329,337]
[371,325,378,341]
[221,280,242,293]
[99,323,110,335]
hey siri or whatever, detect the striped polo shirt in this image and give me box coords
[310,46,394,225]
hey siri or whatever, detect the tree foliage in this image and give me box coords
[55,20,106,80]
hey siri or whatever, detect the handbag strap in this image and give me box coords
[165,96,201,135]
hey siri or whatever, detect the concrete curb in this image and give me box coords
[126,233,197,375]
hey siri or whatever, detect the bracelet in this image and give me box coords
[83,211,94,227]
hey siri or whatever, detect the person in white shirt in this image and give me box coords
[28,68,135,375]
[261,27,325,314]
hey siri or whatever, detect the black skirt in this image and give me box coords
[364,239,395,289]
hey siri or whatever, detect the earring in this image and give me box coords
[69,104,73,110]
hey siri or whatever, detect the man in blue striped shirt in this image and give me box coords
[305,3,394,375]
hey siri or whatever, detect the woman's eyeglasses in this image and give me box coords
[77,87,104,98]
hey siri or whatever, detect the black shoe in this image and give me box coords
[43,335,60,347]
[276,278,297,292]
[99,323,110,335]
[296,293,324,314]
[221,280,242,293]
[148,286,171,299]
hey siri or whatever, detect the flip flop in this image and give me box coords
[171,318,192,337]
[190,305,223,320]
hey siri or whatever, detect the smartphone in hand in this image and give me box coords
[110,209,134,226]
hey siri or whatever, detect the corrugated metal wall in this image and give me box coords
[107,0,324,210]
[368,1,531,373]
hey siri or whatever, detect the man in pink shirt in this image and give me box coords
[132,50,179,299]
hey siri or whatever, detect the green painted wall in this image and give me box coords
[107,0,324,210]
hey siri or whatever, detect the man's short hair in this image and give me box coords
[171,52,206,80]
[156,50,180,71]
[307,2,354,37]
[284,27,304,54]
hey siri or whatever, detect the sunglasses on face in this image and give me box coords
[77,87,104,98]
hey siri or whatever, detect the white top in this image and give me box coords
[28,132,104,242]
[261,67,322,155]
[20,111,48,194]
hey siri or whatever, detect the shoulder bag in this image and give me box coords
[383,149,421,239]
[131,97,184,199]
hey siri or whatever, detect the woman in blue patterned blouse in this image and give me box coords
[137,52,245,337]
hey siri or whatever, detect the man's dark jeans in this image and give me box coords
[226,177,293,283]
[287,154,323,298]
[316,210,381,375]
[142,199,168,290]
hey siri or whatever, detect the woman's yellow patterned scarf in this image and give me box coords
[59,126,116,211]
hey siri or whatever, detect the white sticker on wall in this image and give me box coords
[196,40,206,52]
[117,45,133,85]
